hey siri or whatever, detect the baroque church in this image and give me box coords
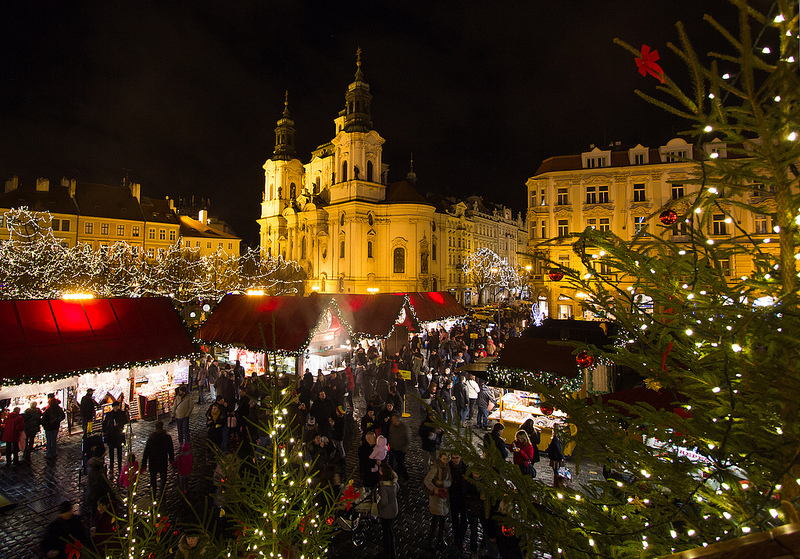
[257,53,442,295]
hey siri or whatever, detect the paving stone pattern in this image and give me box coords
[0,388,602,559]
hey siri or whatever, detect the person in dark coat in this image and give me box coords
[375,402,398,435]
[205,398,228,453]
[418,412,443,468]
[453,375,469,427]
[101,401,128,475]
[309,390,335,437]
[360,407,379,441]
[141,421,175,497]
[85,445,112,520]
[22,401,42,461]
[41,501,90,559]
[489,423,509,460]
[79,389,98,435]
[448,453,469,550]
[41,394,66,458]
[357,431,379,487]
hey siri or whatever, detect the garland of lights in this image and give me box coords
[486,363,586,393]
[0,353,200,390]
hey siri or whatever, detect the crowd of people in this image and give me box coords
[0,317,560,559]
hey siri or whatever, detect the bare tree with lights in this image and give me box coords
[442,2,800,557]
[463,247,505,305]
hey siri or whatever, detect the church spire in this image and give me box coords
[273,90,297,160]
[406,153,417,184]
[342,48,373,133]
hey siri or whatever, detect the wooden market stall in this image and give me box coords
[0,297,195,430]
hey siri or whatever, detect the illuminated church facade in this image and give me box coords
[257,55,444,295]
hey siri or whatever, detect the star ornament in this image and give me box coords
[635,44,665,83]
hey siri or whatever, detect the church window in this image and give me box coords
[301,237,307,259]
[315,177,321,193]
[368,213,374,226]
[367,161,374,182]
[340,213,345,227]
[342,161,348,181]
[290,183,296,199]
[340,240,345,258]
[394,247,405,273]
[367,240,373,258]
[421,252,429,274]
[432,243,437,261]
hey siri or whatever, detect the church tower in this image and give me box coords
[259,92,306,254]
[327,50,387,204]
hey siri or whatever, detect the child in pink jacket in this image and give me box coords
[173,442,193,493]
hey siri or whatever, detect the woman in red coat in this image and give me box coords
[2,407,25,466]
[509,430,535,477]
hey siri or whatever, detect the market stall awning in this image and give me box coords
[195,294,329,353]
[394,291,466,324]
[487,337,584,391]
[0,297,195,382]
[595,386,688,416]
[327,294,411,339]
[496,337,580,378]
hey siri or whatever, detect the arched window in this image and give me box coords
[315,177,321,193]
[301,237,307,260]
[367,240,373,258]
[340,240,345,258]
[367,161,374,182]
[290,183,296,199]
[342,161,348,181]
[340,213,345,227]
[393,247,405,274]
[368,213,374,227]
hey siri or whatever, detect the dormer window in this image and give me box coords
[581,147,612,169]
[660,138,693,162]
[628,144,649,165]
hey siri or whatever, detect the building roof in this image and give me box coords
[0,181,80,216]
[324,294,411,339]
[0,297,194,383]
[178,215,239,240]
[140,197,180,225]
[74,181,145,220]
[383,179,431,205]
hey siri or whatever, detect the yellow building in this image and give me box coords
[179,209,241,258]
[525,138,777,319]
[0,176,215,260]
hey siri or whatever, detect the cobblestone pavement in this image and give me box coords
[0,388,603,559]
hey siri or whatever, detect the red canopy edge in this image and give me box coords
[392,292,466,324]
[0,297,195,383]
[195,294,415,352]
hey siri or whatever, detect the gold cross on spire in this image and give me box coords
[356,47,362,67]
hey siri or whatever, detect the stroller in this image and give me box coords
[330,484,377,547]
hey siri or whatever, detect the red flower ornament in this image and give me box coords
[65,541,83,559]
[635,44,665,83]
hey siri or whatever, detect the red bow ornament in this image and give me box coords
[635,44,664,83]
[65,541,83,559]
[339,484,361,511]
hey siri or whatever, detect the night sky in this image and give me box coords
[0,1,752,245]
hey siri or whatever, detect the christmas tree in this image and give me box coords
[443,1,800,557]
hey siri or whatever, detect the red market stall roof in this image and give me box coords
[485,337,584,391]
[327,294,412,340]
[195,294,330,353]
[0,297,195,383]
[496,337,581,378]
[394,291,466,324]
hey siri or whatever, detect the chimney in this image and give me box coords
[60,177,69,187]
[129,182,141,202]
[166,196,175,211]
[69,179,76,198]
[36,177,50,192]
[198,209,208,225]
[5,176,19,193]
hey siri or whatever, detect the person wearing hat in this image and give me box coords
[328,405,347,465]
[41,501,90,559]
[79,389,98,435]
